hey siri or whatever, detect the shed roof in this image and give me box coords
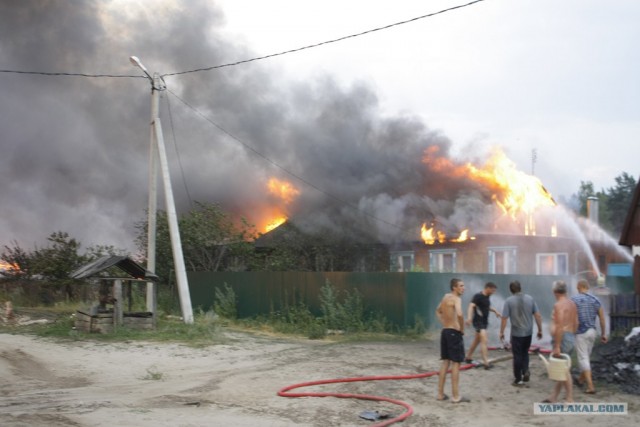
[619,180,640,247]
[70,255,159,282]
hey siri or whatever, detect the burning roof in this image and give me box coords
[256,145,562,247]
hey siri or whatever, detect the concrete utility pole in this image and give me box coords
[129,56,194,324]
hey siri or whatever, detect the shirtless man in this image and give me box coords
[545,280,578,403]
[435,278,469,403]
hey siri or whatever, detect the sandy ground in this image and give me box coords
[0,329,638,427]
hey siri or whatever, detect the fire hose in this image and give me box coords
[277,345,551,427]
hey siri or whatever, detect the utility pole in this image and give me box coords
[129,56,194,324]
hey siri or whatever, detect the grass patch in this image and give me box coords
[0,306,224,347]
[1,282,431,344]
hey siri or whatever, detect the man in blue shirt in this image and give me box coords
[571,279,607,394]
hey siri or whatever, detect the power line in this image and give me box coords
[0,0,486,79]
[162,0,486,77]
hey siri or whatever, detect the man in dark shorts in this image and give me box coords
[435,278,469,403]
[464,282,501,369]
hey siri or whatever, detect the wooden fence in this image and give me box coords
[610,293,640,334]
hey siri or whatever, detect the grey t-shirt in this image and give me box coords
[502,293,539,337]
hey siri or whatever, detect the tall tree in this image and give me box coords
[605,172,638,235]
[30,232,88,301]
[135,202,258,283]
[569,179,616,233]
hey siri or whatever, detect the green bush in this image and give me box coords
[213,283,237,320]
[319,281,365,332]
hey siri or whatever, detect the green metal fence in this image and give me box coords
[190,272,631,330]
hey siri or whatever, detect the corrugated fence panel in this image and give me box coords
[404,273,567,329]
[328,272,406,327]
[188,272,630,330]
[188,271,407,325]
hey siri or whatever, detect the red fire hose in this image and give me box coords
[277,345,551,427]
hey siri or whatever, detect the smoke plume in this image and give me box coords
[0,0,501,252]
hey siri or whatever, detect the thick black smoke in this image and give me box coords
[0,0,497,253]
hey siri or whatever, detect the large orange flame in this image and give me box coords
[265,217,287,232]
[255,178,301,233]
[423,145,556,235]
[468,148,555,218]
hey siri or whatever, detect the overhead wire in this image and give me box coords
[161,0,486,77]
[164,91,195,210]
[0,0,486,79]
[166,88,415,238]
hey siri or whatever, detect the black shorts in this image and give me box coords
[473,318,488,332]
[440,328,465,363]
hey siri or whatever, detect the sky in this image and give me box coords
[0,0,638,255]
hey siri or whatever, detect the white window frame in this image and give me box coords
[488,246,517,274]
[429,249,457,273]
[536,252,568,275]
[390,251,414,272]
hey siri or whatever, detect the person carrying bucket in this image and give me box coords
[543,280,578,403]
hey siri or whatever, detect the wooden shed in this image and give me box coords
[70,256,159,333]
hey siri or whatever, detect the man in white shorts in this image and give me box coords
[571,279,607,394]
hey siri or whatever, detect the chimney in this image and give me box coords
[587,196,599,225]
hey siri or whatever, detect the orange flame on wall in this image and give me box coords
[421,224,474,245]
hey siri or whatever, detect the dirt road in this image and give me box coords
[1,330,638,426]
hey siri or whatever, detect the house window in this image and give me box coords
[429,249,457,273]
[536,253,568,275]
[390,251,414,272]
[488,246,517,274]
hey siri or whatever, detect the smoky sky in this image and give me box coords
[0,0,499,254]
